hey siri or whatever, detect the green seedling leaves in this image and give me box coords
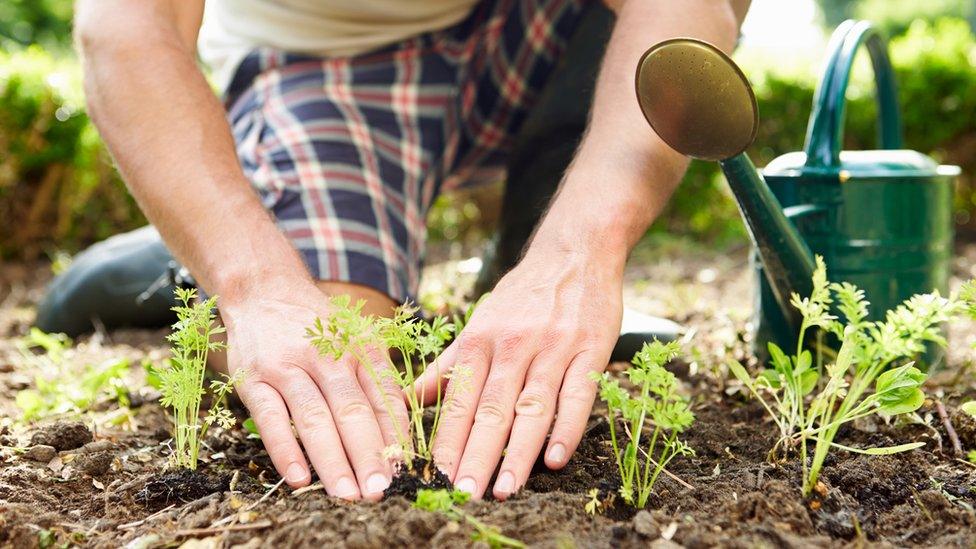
[242,417,261,439]
[308,297,466,467]
[15,329,131,422]
[414,489,523,548]
[960,401,976,418]
[158,288,236,470]
[874,364,926,416]
[413,488,469,512]
[593,340,694,509]
[729,255,968,498]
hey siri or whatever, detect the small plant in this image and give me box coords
[306,296,458,471]
[584,488,603,515]
[14,328,130,422]
[156,288,239,470]
[413,489,524,548]
[590,340,695,509]
[730,257,968,496]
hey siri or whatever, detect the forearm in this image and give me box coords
[76,2,312,306]
[530,0,746,264]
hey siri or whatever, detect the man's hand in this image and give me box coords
[222,281,408,501]
[414,0,746,500]
[416,242,624,500]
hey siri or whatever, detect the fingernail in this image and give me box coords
[334,476,358,499]
[547,443,566,464]
[494,471,515,495]
[455,477,477,495]
[285,462,307,483]
[365,473,390,495]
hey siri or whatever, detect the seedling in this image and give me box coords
[729,257,967,496]
[413,489,524,548]
[156,288,239,470]
[590,340,695,509]
[15,328,130,422]
[584,488,603,515]
[307,296,458,471]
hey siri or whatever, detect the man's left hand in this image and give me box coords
[414,244,623,500]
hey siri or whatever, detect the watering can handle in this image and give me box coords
[803,20,904,170]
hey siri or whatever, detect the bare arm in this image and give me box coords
[75,0,406,500]
[423,0,750,500]
[75,0,307,301]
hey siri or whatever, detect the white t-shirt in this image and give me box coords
[199,0,480,90]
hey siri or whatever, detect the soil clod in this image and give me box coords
[135,468,230,508]
[29,421,92,451]
[24,444,57,463]
[384,457,452,499]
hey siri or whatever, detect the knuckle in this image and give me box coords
[336,399,373,422]
[474,400,509,427]
[457,335,491,363]
[494,331,525,363]
[558,388,594,409]
[515,389,550,419]
[443,396,472,420]
[295,402,333,431]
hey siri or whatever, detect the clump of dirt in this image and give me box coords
[134,468,230,508]
[28,420,92,451]
[384,457,453,499]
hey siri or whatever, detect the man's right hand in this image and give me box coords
[221,280,408,501]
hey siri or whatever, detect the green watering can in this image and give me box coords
[635,20,960,361]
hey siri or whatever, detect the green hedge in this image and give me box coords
[651,17,976,243]
[0,18,973,258]
[0,47,143,259]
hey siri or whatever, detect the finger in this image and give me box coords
[309,361,392,501]
[430,337,491,481]
[357,347,410,453]
[545,350,608,470]
[412,341,459,406]
[452,354,531,500]
[492,355,565,500]
[277,372,361,500]
[237,381,311,489]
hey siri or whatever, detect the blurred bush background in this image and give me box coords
[0,0,974,260]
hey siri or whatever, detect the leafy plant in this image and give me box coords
[413,489,524,548]
[584,488,603,515]
[14,327,130,421]
[729,257,967,496]
[306,296,458,470]
[590,340,695,508]
[156,288,238,470]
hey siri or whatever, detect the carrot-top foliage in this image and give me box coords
[413,489,524,548]
[729,256,972,496]
[591,340,695,509]
[157,288,239,470]
[306,296,463,470]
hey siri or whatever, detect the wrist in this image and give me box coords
[211,261,316,313]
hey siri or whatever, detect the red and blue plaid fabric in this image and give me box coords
[224,0,588,303]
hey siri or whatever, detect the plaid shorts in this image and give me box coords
[224,0,589,304]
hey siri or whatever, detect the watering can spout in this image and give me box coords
[635,39,816,334]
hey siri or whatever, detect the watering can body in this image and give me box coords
[753,20,959,360]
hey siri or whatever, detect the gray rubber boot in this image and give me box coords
[34,226,179,337]
[475,3,684,359]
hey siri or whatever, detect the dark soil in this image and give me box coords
[135,468,232,508]
[2,243,976,547]
[384,457,454,500]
